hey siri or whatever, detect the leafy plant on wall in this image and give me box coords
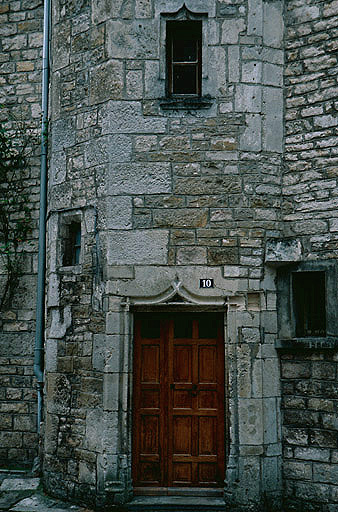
[0,115,36,310]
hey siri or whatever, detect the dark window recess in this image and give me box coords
[63,222,81,266]
[292,271,326,337]
[166,20,202,97]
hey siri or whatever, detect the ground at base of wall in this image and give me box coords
[0,473,92,512]
[1,475,333,512]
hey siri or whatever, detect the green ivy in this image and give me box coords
[0,115,36,309]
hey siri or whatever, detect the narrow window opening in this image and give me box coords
[63,222,81,266]
[292,271,326,337]
[166,20,202,97]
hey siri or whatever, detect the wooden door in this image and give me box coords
[132,313,225,488]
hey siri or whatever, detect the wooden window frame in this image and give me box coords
[63,221,81,267]
[166,20,202,98]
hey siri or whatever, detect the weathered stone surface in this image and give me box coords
[108,163,171,195]
[153,209,208,228]
[235,84,262,113]
[265,239,302,264]
[174,176,241,195]
[99,101,167,134]
[90,60,124,104]
[0,479,40,491]
[107,230,169,264]
[106,20,159,59]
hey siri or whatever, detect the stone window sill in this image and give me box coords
[58,264,82,274]
[276,337,338,352]
[160,96,213,110]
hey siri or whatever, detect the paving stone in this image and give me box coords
[0,480,39,492]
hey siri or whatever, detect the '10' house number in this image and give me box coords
[200,279,214,288]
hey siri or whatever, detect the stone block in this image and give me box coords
[52,21,70,70]
[104,336,121,373]
[264,398,278,444]
[0,432,22,449]
[221,18,246,44]
[103,196,133,230]
[263,358,280,397]
[237,344,251,398]
[103,373,119,412]
[154,209,208,228]
[174,176,241,195]
[241,327,260,344]
[208,248,239,265]
[312,362,336,380]
[93,333,105,370]
[313,463,338,484]
[85,408,103,452]
[237,456,261,500]
[126,69,143,99]
[13,415,35,432]
[85,135,132,167]
[235,84,262,113]
[90,61,124,105]
[45,339,58,372]
[242,61,262,84]
[239,398,263,445]
[263,87,283,153]
[108,162,171,195]
[208,46,227,96]
[294,447,330,462]
[291,4,320,23]
[262,457,279,492]
[228,46,240,83]
[263,1,283,48]
[240,114,261,151]
[50,150,66,185]
[106,313,121,335]
[99,101,167,135]
[136,0,152,18]
[144,60,163,99]
[107,230,169,265]
[263,63,283,87]
[247,0,263,36]
[322,413,338,430]
[177,247,207,265]
[283,461,312,480]
[106,20,159,59]
[51,118,76,154]
[0,478,39,491]
[281,362,311,379]
[309,429,337,449]
[265,238,302,265]
[92,0,122,23]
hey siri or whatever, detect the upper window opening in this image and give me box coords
[63,221,81,266]
[166,21,202,97]
[292,271,326,337]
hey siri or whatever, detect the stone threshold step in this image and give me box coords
[126,496,226,511]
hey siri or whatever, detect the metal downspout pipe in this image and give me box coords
[34,0,50,434]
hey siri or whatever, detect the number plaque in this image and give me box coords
[200,278,214,288]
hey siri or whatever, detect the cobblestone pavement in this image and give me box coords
[0,473,94,512]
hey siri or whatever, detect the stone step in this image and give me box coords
[126,496,227,511]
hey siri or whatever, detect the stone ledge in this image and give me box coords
[276,337,338,352]
[160,96,213,110]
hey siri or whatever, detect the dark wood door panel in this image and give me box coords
[133,313,225,488]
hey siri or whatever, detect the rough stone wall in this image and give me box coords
[284,0,338,259]
[282,1,338,510]
[281,353,338,511]
[0,0,43,466]
[44,0,284,507]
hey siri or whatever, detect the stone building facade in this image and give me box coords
[0,0,43,466]
[0,0,337,511]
